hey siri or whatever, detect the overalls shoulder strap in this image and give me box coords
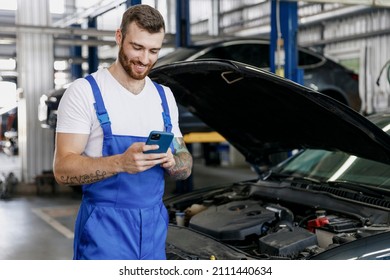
[85,74,113,155]
[153,81,172,133]
[84,76,173,154]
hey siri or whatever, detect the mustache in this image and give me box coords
[132,60,148,67]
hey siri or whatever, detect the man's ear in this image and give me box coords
[115,29,122,45]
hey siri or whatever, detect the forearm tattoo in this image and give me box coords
[61,170,108,185]
[168,137,193,180]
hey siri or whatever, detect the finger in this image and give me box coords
[161,159,175,169]
[143,153,168,162]
[142,144,160,153]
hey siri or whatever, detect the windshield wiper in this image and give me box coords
[326,180,389,199]
[261,170,321,185]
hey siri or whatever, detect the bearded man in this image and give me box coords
[53,4,192,260]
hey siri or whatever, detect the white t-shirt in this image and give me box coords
[56,68,182,157]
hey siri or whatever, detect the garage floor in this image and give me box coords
[0,153,257,260]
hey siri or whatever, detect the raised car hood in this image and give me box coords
[150,59,390,165]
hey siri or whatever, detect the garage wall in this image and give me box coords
[16,0,55,183]
[299,8,390,114]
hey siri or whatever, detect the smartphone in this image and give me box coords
[144,130,174,154]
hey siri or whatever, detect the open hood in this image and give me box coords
[150,59,390,165]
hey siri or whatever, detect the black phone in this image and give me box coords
[144,130,174,154]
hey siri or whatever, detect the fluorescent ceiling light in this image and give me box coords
[328,155,357,181]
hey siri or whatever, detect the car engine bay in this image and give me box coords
[165,180,390,260]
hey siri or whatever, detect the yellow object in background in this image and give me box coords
[276,68,285,77]
[183,132,226,143]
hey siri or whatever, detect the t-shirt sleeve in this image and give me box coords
[163,85,183,138]
[56,78,95,134]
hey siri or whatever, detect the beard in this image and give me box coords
[118,46,154,80]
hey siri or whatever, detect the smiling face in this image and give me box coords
[117,21,165,80]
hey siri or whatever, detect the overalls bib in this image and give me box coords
[73,75,173,260]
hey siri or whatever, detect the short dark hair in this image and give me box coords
[120,4,165,37]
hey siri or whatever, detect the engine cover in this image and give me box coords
[189,200,276,240]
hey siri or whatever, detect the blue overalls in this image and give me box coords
[72,75,173,260]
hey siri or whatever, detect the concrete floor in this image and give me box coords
[0,152,257,260]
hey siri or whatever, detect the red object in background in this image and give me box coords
[307,216,329,232]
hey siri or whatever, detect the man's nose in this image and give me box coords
[138,50,149,64]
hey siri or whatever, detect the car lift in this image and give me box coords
[270,0,303,85]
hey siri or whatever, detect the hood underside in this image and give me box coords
[150,59,390,165]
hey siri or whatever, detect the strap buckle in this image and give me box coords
[97,113,111,125]
[162,112,172,132]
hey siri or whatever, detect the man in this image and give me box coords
[53,4,193,260]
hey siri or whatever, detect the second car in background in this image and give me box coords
[156,38,361,112]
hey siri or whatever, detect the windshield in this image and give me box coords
[155,47,199,68]
[274,149,390,189]
[272,112,390,189]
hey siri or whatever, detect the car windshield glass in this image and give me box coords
[155,47,199,67]
[197,43,270,68]
[273,149,390,189]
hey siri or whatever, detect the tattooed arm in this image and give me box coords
[53,132,179,186]
[53,132,116,185]
[163,137,193,180]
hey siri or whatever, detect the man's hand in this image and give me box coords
[160,148,176,170]
[163,137,193,180]
[120,142,173,174]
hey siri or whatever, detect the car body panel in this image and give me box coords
[309,230,390,260]
[150,59,390,165]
